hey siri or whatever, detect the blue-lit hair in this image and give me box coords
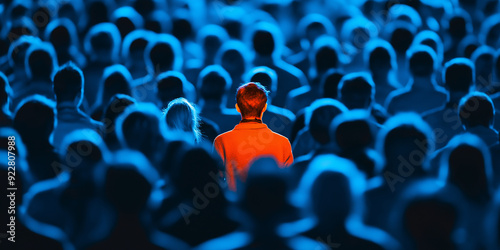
[24,42,58,79]
[163,97,201,143]
[84,22,121,63]
[144,33,183,74]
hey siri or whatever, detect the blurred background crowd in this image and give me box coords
[1,0,500,249]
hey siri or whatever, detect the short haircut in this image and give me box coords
[197,65,231,101]
[25,43,58,79]
[338,72,375,109]
[459,92,495,128]
[246,66,277,94]
[145,34,182,74]
[53,61,84,103]
[443,58,475,92]
[407,45,436,76]
[13,95,56,140]
[250,23,282,57]
[307,99,348,145]
[157,71,186,104]
[236,82,269,118]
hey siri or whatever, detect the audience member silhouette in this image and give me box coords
[471,45,496,94]
[458,92,499,146]
[245,66,296,138]
[13,95,59,181]
[110,6,144,39]
[44,18,86,67]
[385,45,448,115]
[249,22,307,108]
[52,62,103,148]
[382,21,417,85]
[121,30,152,79]
[320,69,344,100]
[423,58,475,149]
[156,71,195,109]
[101,94,136,151]
[197,65,240,133]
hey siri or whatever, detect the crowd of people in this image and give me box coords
[1,0,500,249]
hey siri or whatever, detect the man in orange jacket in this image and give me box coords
[213,82,294,191]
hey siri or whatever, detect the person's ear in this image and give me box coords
[235,103,241,113]
[261,103,267,117]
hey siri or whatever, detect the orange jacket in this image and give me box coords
[213,121,294,191]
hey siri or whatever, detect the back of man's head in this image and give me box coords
[247,66,278,95]
[26,43,57,79]
[53,62,84,104]
[251,23,281,57]
[338,73,375,110]
[145,34,182,74]
[443,58,475,92]
[408,45,436,77]
[198,65,231,102]
[157,71,186,105]
[459,92,495,128]
[307,99,348,145]
[236,82,269,118]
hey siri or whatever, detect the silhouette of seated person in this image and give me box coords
[442,9,473,61]
[458,92,499,147]
[287,13,336,77]
[132,34,188,104]
[245,66,296,139]
[471,45,495,93]
[52,62,103,149]
[44,18,86,67]
[91,64,133,120]
[286,35,342,114]
[213,82,294,191]
[1,148,64,250]
[100,94,136,151]
[382,21,417,86]
[115,103,167,166]
[13,95,60,181]
[385,45,447,115]
[22,129,110,249]
[292,99,347,169]
[155,145,238,247]
[12,42,57,109]
[388,179,468,250]
[423,58,474,149]
[197,65,241,134]
[196,24,229,69]
[364,39,402,106]
[479,13,500,48]
[87,150,188,250]
[121,30,153,80]
[364,113,435,231]
[0,72,13,127]
[163,97,202,144]
[338,72,388,124]
[111,6,144,39]
[296,154,400,250]
[411,30,445,72]
[83,23,121,106]
[197,158,327,250]
[331,110,382,178]
[249,22,307,108]
[215,40,250,109]
[156,71,191,109]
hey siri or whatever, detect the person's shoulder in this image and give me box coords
[268,128,292,144]
[214,129,235,142]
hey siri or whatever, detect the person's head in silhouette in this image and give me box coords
[198,24,229,66]
[102,94,136,150]
[115,103,166,164]
[111,6,144,38]
[330,110,380,177]
[25,42,58,81]
[459,92,495,130]
[197,65,232,105]
[297,13,336,50]
[321,69,344,100]
[439,134,493,203]
[156,71,188,108]
[377,113,435,181]
[480,13,500,47]
[443,58,475,102]
[85,0,113,28]
[84,22,121,64]
[385,21,417,56]
[245,66,277,103]
[145,34,182,75]
[407,45,437,79]
[163,97,201,143]
[13,95,55,147]
[364,39,397,80]
[44,18,80,51]
[215,40,249,81]
[8,35,41,83]
[471,46,495,92]
[121,29,152,76]
[341,17,377,53]
[250,22,283,59]
[143,10,172,34]
[443,9,472,40]
[411,31,444,66]
[309,36,341,81]
[53,62,85,106]
[171,9,194,42]
[98,64,132,108]
[390,179,466,250]
[60,129,106,170]
[338,72,375,110]
[235,82,269,120]
[306,98,348,146]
